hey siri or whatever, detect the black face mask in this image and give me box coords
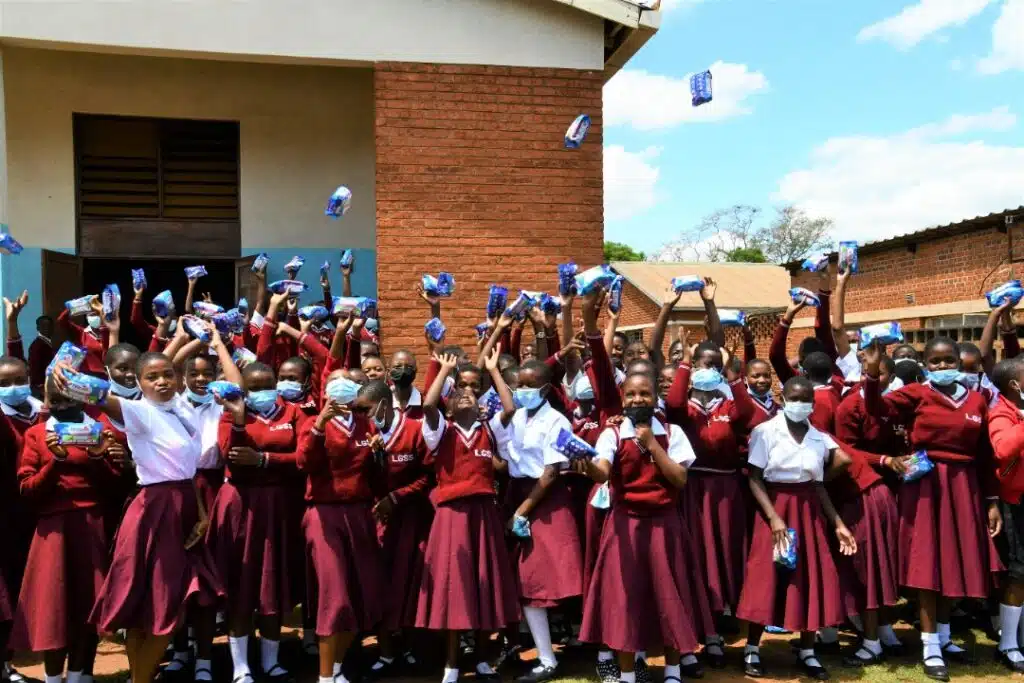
[50,405,85,423]
[389,366,416,388]
[622,405,654,426]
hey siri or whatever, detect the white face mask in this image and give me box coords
[782,401,814,423]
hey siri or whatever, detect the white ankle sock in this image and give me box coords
[799,648,821,668]
[634,651,646,662]
[441,667,459,683]
[878,624,900,647]
[44,675,61,683]
[333,663,342,677]
[937,622,963,652]
[1001,603,1023,653]
[620,672,636,683]
[476,662,495,675]
[318,677,332,683]
[922,632,942,664]
[862,639,882,656]
[818,627,839,644]
[261,639,282,673]
[597,650,614,663]
[229,635,251,678]
[523,606,557,668]
[663,664,680,680]
[195,659,213,682]
[67,672,82,683]
[679,654,698,666]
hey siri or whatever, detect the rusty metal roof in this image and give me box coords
[611,261,791,313]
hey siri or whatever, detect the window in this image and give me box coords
[624,329,645,344]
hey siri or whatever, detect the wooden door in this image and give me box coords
[41,250,83,341]
[235,255,258,305]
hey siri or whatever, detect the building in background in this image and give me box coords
[0,0,662,354]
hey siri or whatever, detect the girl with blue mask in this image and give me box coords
[277,357,313,414]
[105,343,142,401]
[0,355,37,418]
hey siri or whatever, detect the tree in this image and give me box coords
[604,240,645,262]
[648,203,833,264]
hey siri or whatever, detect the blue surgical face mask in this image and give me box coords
[107,369,141,399]
[326,377,362,405]
[366,318,379,332]
[958,372,981,390]
[691,368,724,392]
[246,389,279,415]
[372,400,388,431]
[782,401,814,423]
[572,374,594,402]
[0,384,31,407]
[86,315,102,330]
[927,369,961,387]
[187,387,213,405]
[277,380,305,402]
[514,387,545,410]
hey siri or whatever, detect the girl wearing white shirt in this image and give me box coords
[490,360,582,683]
[736,377,856,682]
[53,352,222,683]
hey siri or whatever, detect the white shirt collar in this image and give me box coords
[768,411,824,443]
[618,415,667,439]
[1,395,44,419]
[396,386,422,408]
[36,335,52,346]
[46,413,97,431]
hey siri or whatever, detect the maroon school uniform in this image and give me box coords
[207,402,302,621]
[415,419,518,632]
[864,378,1002,597]
[835,387,908,490]
[580,420,713,654]
[378,412,433,630]
[91,412,137,540]
[56,310,109,377]
[665,363,755,613]
[394,387,425,421]
[297,413,383,635]
[12,422,118,652]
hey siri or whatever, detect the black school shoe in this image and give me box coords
[922,658,950,682]
[841,645,885,668]
[742,652,764,678]
[679,657,704,679]
[940,642,975,665]
[634,658,651,683]
[515,664,557,683]
[796,654,829,681]
[997,648,1024,674]
[596,658,621,683]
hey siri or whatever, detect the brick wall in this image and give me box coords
[374,62,604,359]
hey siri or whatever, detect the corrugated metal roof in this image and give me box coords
[611,261,791,313]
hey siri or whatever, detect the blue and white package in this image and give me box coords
[237,297,249,316]
[558,262,578,296]
[101,284,121,322]
[608,276,625,313]
[54,421,103,446]
[47,341,85,377]
[284,256,305,274]
[63,371,110,405]
[903,451,935,483]
[719,309,747,327]
[319,261,330,280]
[859,322,904,349]
[575,265,616,295]
[232,347,256,366]
[484,389,503,419]
[193,301,224,318]
[325,185,352,218]
[564,114,591,149]
[839,241,859,274]
[773,528,798,570]
[671,276,704,294]
[987,280,1024,308]
[425,317,447,343]
[421,273,455,298]
[131,268,147,291]
[299,305,330,322]
[475,322,491,341]
[0,233,23,255]
[65,295,95,317]
[690,70,712,107]
[224,308,245,334]
[339,249,354,268]
[212,310,243,337]
[251,253,269,273]
[511,515,531,539]
[487,285,509,319]
[540,293,561,316]
[789,287,820,307]
[181,316,212,343]
[590,482,611,510]
[268,280,308,296]
[208,380,243,401]
[152,290,175,318]
[554,428,597,462]
[184,265,207,280]
[801,253,830,273]
[505,291,536,318]
[332,296,373,317]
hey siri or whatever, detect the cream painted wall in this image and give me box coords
[2,47,375,249]
[0,0,604,71]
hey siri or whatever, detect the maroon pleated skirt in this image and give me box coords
[380,495,434,631]
[504,478,583,607]
[898,461,1002,598]
[838,483,900,616]
[581,505,714,654]
[736,482,844,633]
[304,502,383,635]
[90,480,223,636]
[583,483,610,595]
[416,495,519,632]
[207,482,296,621]
[564,472,595,542]
[194,468,224,512]
[679,471,748,613]
[12,508,108,651]
[0,574,10,623]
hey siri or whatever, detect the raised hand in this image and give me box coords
[700,277,717,302]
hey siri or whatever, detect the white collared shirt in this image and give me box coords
[836,348,862,383]
[489,400,572,479]
[421,416,481,452]
[120,395,202,486]
[748,413,836,483]
[594,416,695,466]
[0,395,43,421]
[396,386,423,411]
[190,399,225,470]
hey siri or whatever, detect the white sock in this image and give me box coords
[335,673,350,683]
[319,677,334,683]
[441,667,459,683]
[922,632,942,665]
[937,622,963,652]
[862,639,882,656]
[597,650,614,662]
[261,639,282,674]
[333,663,342,677]
[195,659,213,682]
[523,606,557,668]
[165,650,190,672]
[620,672,636,683]
[80,676,92,683]
[818,627,839,644]
[476,662,495,675]
[879,624,901,647]
[67,672,82,683]
[635,651,646,662]
[663,664,680,680]
[1000,604,1023,652]
[680,654,698,666]
[799,648,821,668]
[744,645,760,663]
[44,676,61,683]
[229,635,251,678]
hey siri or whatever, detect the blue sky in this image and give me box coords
[603,0,1024,259]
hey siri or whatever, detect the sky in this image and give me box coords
[603,0,1024,259]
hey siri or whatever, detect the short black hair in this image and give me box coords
[626,359,657,383]
[497,353,518,373]
[105,342,141,366]
[184,353,217,375]
[357,379,393,404]
[960,342,982,358]
[802,351,833,383]
[613,331,628,345]
[798,336,825,360]
[879,355,896,374]
[694,340,721,362]
[925,335,960,359]
[280,355,312,378]
[136,351,170,375]
[894,358,925,385]
[992,357,1024,394]
[0,355,27,373]
[35,315,53,325]
[242,361,274,382]
[783,375,814,396]
[519,359,552,385]
[892,344,919,360]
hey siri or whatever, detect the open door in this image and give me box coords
[42,250,83,341]
[235,255,258,305]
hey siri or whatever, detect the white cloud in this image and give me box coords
[774,107,1024,243]
[978,0,1024,74]
[857,0,994,49]
[604,145,661,221]
[603,61,768,131]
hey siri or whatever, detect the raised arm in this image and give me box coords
[1001,307,1021,360]
[341,255,354,298]
[664,330,692,426]
[422,353,459,430]
[861,342,918,421]
[581,291,621,418]
[184,273,199,316]
[526,307,549,362]
[4,291,28,359]
[650,285,682,369]
[832,267,852,359]
[980,300,1013,375]
[701,277,725,350]
[814,267,839,362]
[770,300,805,384]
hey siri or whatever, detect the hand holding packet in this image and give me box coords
[773,528,798,570]
[839,241,859,274]
[284,256,305,273]
[719,309,746,327]
[475,322,491,341]
[425,317,447,343]
[511,515,532,538]
[554,428,597,462]
[540,293,561,316]
[422,273,455,298]
[575,265,616,295]
[184,265,207,280]
[54,421,103,446]
[232,347,256,365]
[102,284,121,322]
[902,451,935,482]
[299,305,330,322]
[47,342,85,377]
[251,253,269,273]
[859,322,903,349]
[212,309,244,337]
[319,261,330,279]
[325,185,352,218]
[558,262,578,296]
[987,280,1024,308]
[671,276,704,294]
[208,381,243,401]
[131,269,147,291]
[65,295,96,317]
[0,233,23,255]
[181,315,212,343]
[487,285,509,319]
[504,291,536,318]
[152,290,175,318]
[789,287,820,307]
[62,371,110,405]
[608,276,624,313]
[193,301,224,318]
[332,296,374,318]
[339,249,354,268]
[268,280,308,296]
[801,253,830,272]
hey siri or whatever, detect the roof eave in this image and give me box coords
[548,0,661,82]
